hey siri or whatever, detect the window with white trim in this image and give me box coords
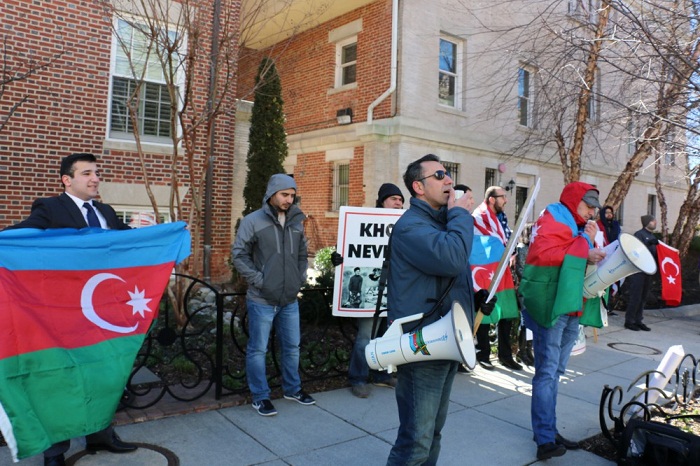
[441,161,460,184]
[335,36,357,88]
[484,168,497,192]
[568,0,598,23]
[332,162,350,211]
[518,66,536,127]
[627,111,641,155]
[647,194,656,218]
[439,37,462,109]
[109,18,184,142]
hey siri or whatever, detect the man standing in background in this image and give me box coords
[232,174,316,417]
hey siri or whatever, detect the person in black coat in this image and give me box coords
[624,215,659,332]
[6,153,136,466]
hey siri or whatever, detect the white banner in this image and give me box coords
[332,206,404,317]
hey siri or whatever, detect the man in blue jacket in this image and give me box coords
[386,154,475,466]
[232,174,315,417]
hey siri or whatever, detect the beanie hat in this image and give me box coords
[376,183,404,207]
[641,215,654,228]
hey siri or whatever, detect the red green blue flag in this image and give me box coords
[0,222,190,461]
[470,234,518,324]
[519,204,601,328]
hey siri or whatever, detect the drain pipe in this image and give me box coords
[367,0,398,124]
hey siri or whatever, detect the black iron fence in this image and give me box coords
[122,273,357,409]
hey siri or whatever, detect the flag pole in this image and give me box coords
[473,178,541,336]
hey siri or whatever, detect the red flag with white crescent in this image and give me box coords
[657,241,682,306]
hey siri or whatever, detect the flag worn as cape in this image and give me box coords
[470,233,518,324]
[657,241,682,306]
[519,204,601,328]
[0,222,190,461]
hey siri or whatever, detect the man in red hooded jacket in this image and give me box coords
[519,182,606,460]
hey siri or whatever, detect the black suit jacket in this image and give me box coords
[6,192,130,230]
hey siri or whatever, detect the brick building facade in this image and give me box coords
[0,0,238,282]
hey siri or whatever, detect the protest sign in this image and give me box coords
[332,206,404,317]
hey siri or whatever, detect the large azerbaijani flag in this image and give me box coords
[519,204,601,328]
[0,222,190,461]
[470,234,518,324]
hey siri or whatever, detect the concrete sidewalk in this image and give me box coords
[3,305,699,466]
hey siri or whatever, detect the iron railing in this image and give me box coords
[122,273,357,409]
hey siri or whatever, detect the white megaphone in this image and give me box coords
[365,301,476,374]
[583,232,657,299]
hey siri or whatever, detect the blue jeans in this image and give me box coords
[246,299,302,402]
[523,311,579,446]
[387,361,458,466]
[348,318,391,385]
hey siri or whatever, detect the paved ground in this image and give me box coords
[3,304,699,465]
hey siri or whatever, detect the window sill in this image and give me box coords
[103,138,178,155]
[436,104,466,117]
[327,82,358,95]
[325,211,340,218]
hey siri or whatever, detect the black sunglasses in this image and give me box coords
[417,170,451,182]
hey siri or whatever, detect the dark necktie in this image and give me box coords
[83,202,101,228]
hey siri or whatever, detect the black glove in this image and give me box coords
[330,251,344,267]
[474,289,497,316]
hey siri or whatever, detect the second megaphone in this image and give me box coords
[583,232,657,299]
[365,300,476,374]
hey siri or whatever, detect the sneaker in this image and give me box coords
[536,442,566,460]
[284,390,316,405]
[373,377,397,388]
[252,399,277,416]
[351,384,370,398]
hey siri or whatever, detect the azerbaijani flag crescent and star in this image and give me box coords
[470,202,518,324]
[0,222,190,462]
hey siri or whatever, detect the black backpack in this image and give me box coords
[618,418,700,466]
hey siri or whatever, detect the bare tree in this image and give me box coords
[462,0,700,254]
[1,36,67,133]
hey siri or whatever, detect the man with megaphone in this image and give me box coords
[383,154,477,466]
[519,182,606,461]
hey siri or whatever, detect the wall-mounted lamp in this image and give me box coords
[336,108,353,125]
[505,178,516,191]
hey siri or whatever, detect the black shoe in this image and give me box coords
[86,432,138,454]
[252,399,278,416]
[624,323,640,331]
[457,364,470,373]
[555,433,580,450]
[499,357,523,371]
[44,454,65,466]
[607,311,617,316]
[478,360,495,371]
[637,323,651,331]
[536,442,566,460]
[284,389,316,405]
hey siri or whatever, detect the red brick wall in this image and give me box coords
[238,0,393,130]
[237,0,392,254]
[0,0,238,282]
[297,146,365,253]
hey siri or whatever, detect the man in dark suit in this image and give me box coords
[7,153,137,465]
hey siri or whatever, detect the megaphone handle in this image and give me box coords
[472,310,484,337]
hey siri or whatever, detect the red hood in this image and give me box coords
[560,181,598,226]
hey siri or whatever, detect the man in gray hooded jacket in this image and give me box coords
[232,174,315,416]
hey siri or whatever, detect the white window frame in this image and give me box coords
[107,16,186,144]
[438,36,463,110]
[335,36,357,89]
[113,206,171,228]
[332,162,350,211]
[568,0,598,23]
[518,65,536,128]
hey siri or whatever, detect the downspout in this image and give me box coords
[203,0,222,281]
[367,0,398,124]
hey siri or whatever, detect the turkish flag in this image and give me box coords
[657,241,682,306]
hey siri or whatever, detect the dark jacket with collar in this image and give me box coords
[387,197,475,328]
[6,192,130,230]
